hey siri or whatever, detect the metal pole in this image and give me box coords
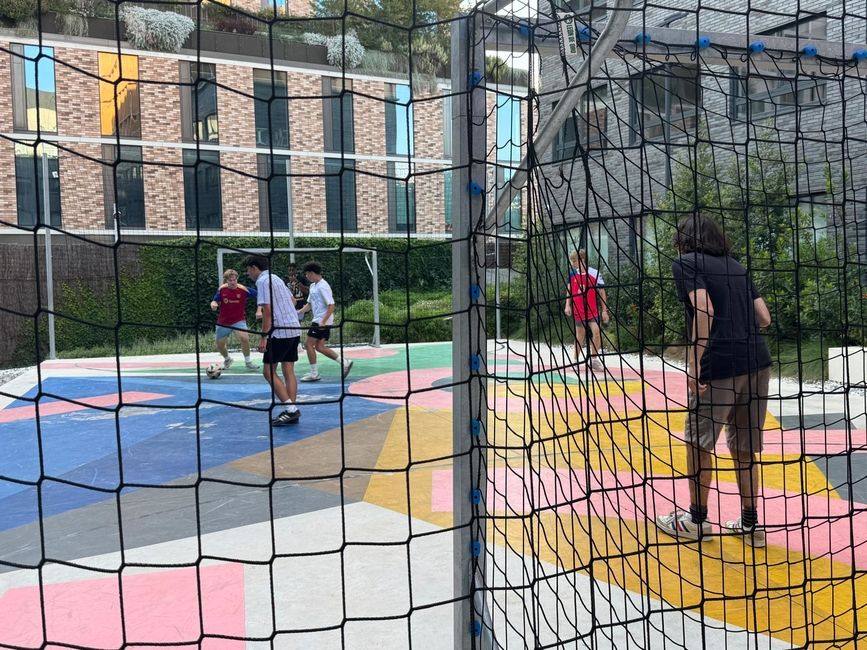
[452,14,492,650]
[495,237,501,341]
[371,250,380,347]
[41,151,56,361]
[286,158,295,262]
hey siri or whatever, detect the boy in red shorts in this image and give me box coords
[564,249,609,371]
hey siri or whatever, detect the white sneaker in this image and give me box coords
[590,357,604,372]
[245,360,259,370]
[300,372,321,382]
[723,518,767,548]
[223,356,234,369]
[342,360,354,379]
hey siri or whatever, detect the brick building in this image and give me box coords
[0,14,528,239]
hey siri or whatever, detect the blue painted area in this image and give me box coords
[0,375,396,531]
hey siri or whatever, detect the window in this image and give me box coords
[102,145,145,228]
[325,158,357,233]
[15,143,61,227]
[11,44,57,133]
[630,64,700,143]
[386,83,414,157]
[98,53,141,138]
[388,162,415,233]
[258,154,291,231]
[552,87,608,160]
[496,93,521,164]
[443,169,453,230]
[496,167,522,232]
[323,77,354,153]
[253,69,290,148]
[797,192,832,242]
[183,149,222,229]
[180,63,219,143]
[732,15,827,119]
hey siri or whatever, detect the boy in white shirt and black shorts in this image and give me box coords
[297,261,353,382]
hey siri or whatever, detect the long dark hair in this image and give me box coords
[672,214,731,257]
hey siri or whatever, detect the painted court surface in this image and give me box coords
[1,341,866,648]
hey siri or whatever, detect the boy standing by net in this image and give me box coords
[210,269,258,370]
[298,261,353,382]
[564,249,609,371]
[245,255,302,426]
[655,214,773,547]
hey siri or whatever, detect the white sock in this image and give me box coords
[244,355,251,362]
[335,355,342,365]
[283,401,298,413]
[310,364,318,375]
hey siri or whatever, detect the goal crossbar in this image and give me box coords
[216,246,380,347]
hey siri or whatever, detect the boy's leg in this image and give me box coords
[305,335,318,365]
[281,361,297,403]
[574,323,587,362]
[215,326,233,367]
[235,327,257,369]
[262,363,290,402]
[588,320,602,356]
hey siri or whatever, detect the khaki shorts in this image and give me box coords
[684,368,771,453]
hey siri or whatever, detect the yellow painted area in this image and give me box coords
[361,373,856,645]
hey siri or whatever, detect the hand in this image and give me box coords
[564,305,572,317]
[686,372,708,397]
[601,309,610,324]
[255,309,263,320]
[210,301,219,311]
[257,337,267,353]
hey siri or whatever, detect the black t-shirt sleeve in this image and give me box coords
[672,256,706,303]
[748,276,761,300]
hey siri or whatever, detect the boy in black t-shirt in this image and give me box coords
[655,214,773,548]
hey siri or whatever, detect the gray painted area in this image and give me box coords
[0,467,352,573]
[779,413,852,430]
[810,453,867,503]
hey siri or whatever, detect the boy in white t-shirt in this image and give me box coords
[297,261,353,382]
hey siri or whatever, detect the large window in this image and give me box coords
[102,146,145,229]
[180,63,219,143]
[496,94,521,164]
[388,162,415,233]
[98,53,141,138]
[253,69,290,148]
[323,77,354,153]
[11,44,57,133]
[495,168,522,233]
[732,15,827,120]
[183,149,222,229]
[325,158,357,233]
[15,143,61,227]
[552,87,608,160]
[630,64,701,143]
[385,83,414,156]
[258,154,291,231]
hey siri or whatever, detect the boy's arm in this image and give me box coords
[687,288,714,395]
[210,289,220,311]
[257,304,273,352]
[564,278,572,316]
[598,287,609,323]
[245,286,257,299]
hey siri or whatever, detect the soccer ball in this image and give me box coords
[206,363,223,379]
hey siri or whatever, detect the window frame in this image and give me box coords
[387,161,416,233]
[98,52,141,138]
[102,145,145,229]
[257,153,292,231]
[14,142,62,227]
[324,157,358,233]
[183,148,223,229]
[180,62,219,143]
[253,69,290,149]
[322,77,355,154]
[11,44,58,133]
[629,64,701,144]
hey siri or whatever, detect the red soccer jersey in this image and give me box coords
[216,287,250,325]
[569,269,600,321]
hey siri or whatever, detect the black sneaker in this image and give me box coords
[272,409,300,426]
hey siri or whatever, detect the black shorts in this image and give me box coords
[307,324,331,341]
[294,298,307,310]
[263,336,300,364]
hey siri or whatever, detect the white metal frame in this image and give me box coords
[216,246,380,347]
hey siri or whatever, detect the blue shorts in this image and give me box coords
[215,320,248,341]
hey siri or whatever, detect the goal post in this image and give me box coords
[216,246,381,347]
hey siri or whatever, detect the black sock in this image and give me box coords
[689,504,708,525]
[741,507,758,530]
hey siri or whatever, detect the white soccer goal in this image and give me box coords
[216,246,381,347]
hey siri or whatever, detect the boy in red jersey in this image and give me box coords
[210,269,258,370]
[564,249,609,371]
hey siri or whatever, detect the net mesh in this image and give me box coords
[0,0,866,647]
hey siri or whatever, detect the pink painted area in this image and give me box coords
[0,563,245,648]
[343,347,399,359]
[431,467,867,567]
[349,368,453,409]
[0,392,173,424]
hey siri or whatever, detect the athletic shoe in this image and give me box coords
[590,357,604,372]
[272,409,301,426]
[342,360,354,379]
[723,518,767,548]
[245,361,259,370]
[223,356,234,369]
[300,372,321,382]
[655,510,712,542]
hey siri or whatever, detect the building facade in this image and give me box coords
[0,17,528,239]
[538,0,867,271]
